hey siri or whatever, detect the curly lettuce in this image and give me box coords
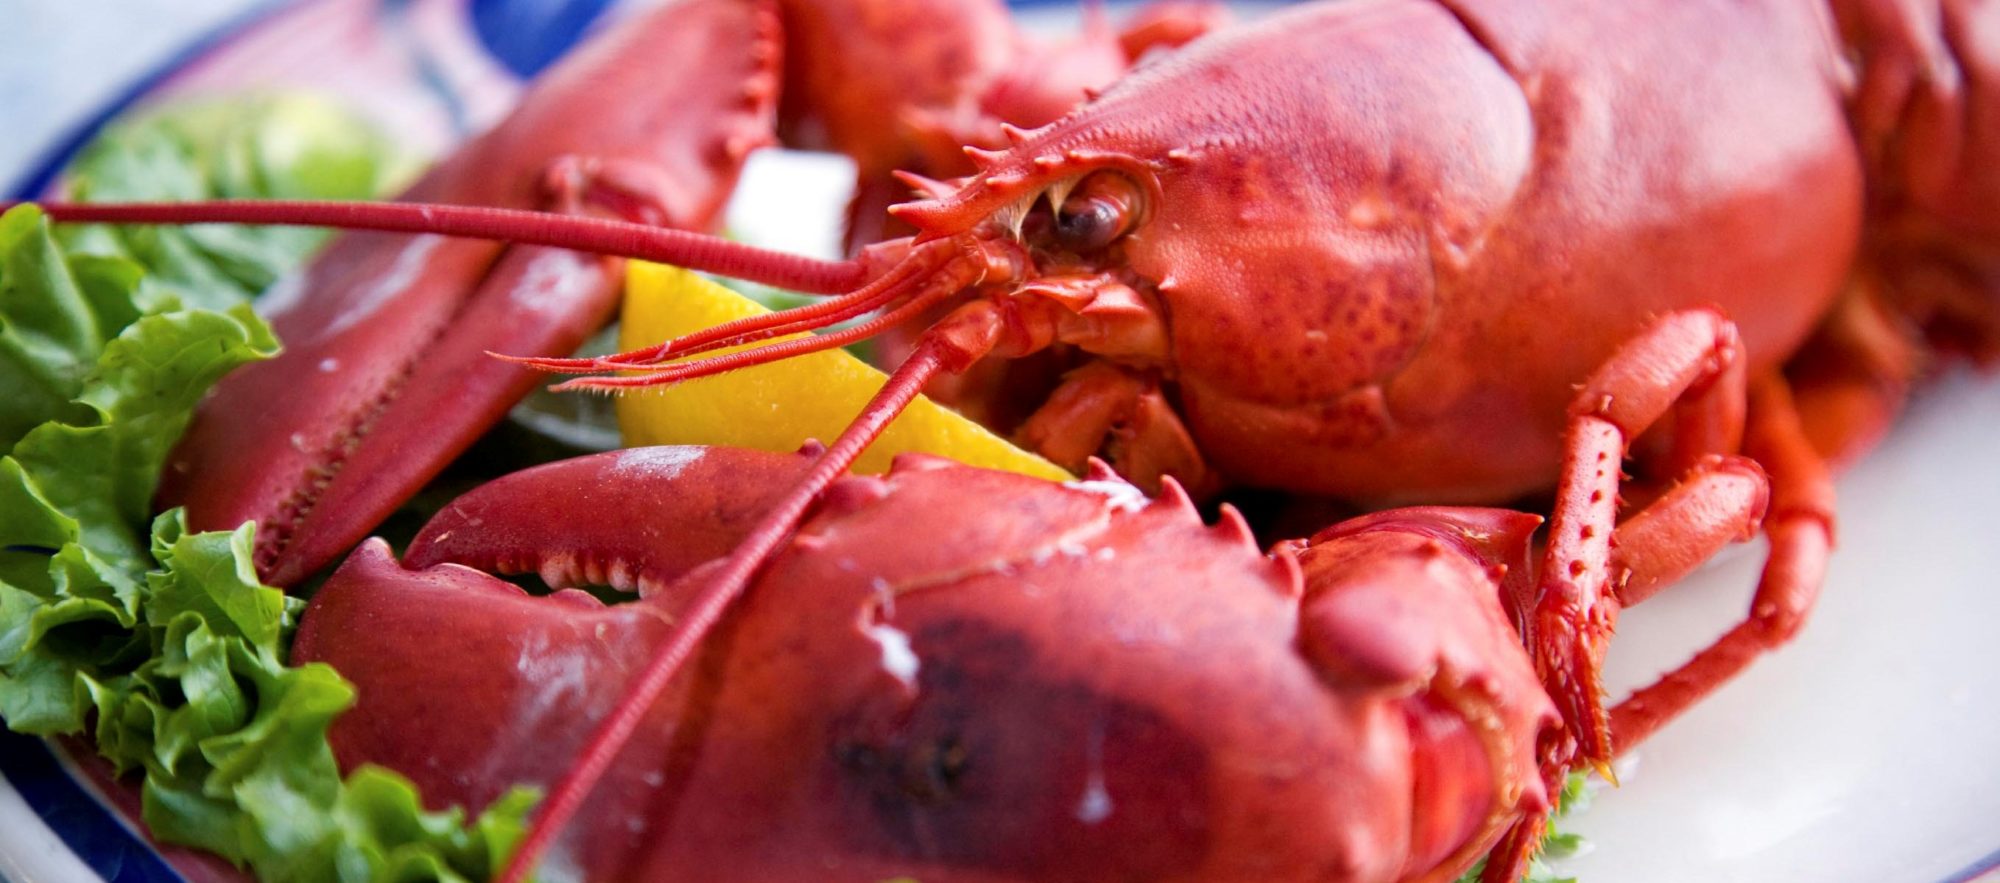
[0,204,532,882]
[55,94,410,311]
[1451,771,1593,883]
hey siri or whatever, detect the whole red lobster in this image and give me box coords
[290,310,1792,882]
[26,0,1992,878]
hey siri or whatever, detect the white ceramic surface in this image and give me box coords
[1558,370,2000,883]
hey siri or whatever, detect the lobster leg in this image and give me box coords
[1531,309,1752,772]
[1492,329,1837,883]
[1785,277,1924,467]
[1488,310,1765,883]
[1606,457,1770,609]
[1481,467,1769,883]
[1608,372,1836,751]
[1834,0,2000,360]
[1115,0,1232,60]
[1015,362,1211,495]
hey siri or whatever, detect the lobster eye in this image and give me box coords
[1051,171,1143,253]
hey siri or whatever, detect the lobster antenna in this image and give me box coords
[492,302,1007,883]
[22,199,870,294]
[528,238,982,387]
[549,276,965,391]
[509,247,937,372]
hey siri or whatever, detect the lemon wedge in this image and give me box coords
[615,261,1071,480]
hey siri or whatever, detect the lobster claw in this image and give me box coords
[1291,507,1556,879]
[292,445,813,815]
[156,0,783,586]
[300,447,1566,883]
[403,444,815,600]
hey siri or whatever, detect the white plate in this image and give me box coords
[4,2,1999,882]
[1561,371,2000,883]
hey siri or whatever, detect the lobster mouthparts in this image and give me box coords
[155,0,781,586]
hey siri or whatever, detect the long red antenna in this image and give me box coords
[530,238,988,390]
[550,276,966,391]
[23,199,870,295]
[493,301,1008,883]
[509,248,937,372]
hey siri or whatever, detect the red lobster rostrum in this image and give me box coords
[24,0,1998,878]
[290,309,1795,882]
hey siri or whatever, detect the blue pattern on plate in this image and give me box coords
[0,730,184,883]
[469,0,619,78]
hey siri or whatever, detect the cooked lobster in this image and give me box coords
[296,446,1557,882]
[287,308,1807,882]
[52,0,1991,495]
[27,0,1992,875]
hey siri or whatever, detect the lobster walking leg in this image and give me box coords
[1786,279,1926,466]
[1835,0,2000,362]
[1531,309,1754,769]
[1487,312,1838,883]
[1115,0,1232,60]
[1604,459,1770,609]
[1488,310,1830,883]
[1015,361,1211,494]
[1455,450,1778,878]
[1607,372,1836,751]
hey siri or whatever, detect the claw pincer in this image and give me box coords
[289,311,1812,882]
[295,447,1556,881]
[157,0,782,587]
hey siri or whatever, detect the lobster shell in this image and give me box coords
[294,447,1554,882]
[893,0,1863,502]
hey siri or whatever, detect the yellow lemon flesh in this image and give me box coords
[616,261,1070,480]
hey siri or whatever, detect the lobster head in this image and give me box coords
[887,1,1535,494]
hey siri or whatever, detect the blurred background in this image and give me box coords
[4,2,254,182]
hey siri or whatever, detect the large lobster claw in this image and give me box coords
[156,0,783,586]
[292,446,813,817]
[295,446,1565,882]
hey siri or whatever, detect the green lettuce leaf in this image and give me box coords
[1452,771,1594,883]
[0,203,533,882]
[57,94,410,311]
[0,205,109,450]
[11,303,278,573]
